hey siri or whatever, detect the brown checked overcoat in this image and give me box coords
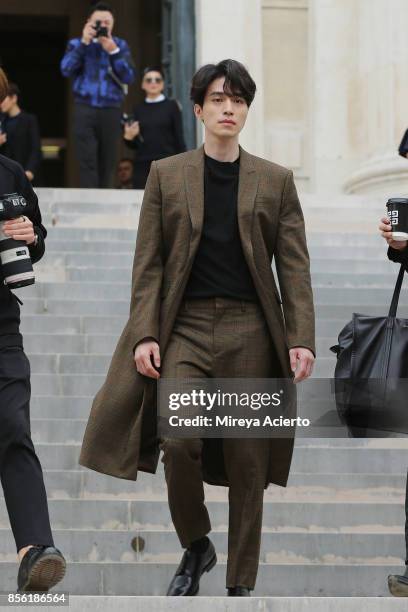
[79,145,315,488]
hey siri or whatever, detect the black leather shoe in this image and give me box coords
[18,546,66,592]
[227,586,251,596]
[388,573,408,597]
[166,539,217,596]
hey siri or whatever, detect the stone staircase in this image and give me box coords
[0,188,407,604]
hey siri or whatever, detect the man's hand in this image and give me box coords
[98,35,118,54]
[81,21,95,45]
[124,121,140,140]
[134,339,161,379]
[2,215,35,245]
[25,170,34,182]
[0,132,7,146]
[379,216,408,251]
[289,347,314,383]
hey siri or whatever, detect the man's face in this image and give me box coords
[118,161,133,184]
[90,10,114,36]
[142,71,164,97]
[0,95,17,114]
[194,77,249,139]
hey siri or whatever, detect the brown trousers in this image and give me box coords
[159,297,279,589]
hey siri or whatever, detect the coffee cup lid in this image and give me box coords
[387,197,408,205]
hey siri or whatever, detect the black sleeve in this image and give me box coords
[399,129,408,157]
[387,245,408,266]
[171,100,187,153]
[16,167,47,264]
[25,114,42,176]
[124,135,142,150]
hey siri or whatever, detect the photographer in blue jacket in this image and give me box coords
[60,2,135,188]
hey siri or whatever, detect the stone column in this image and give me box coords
[343,0,408,196]
[194,0,265,156]
[309,0,360,193]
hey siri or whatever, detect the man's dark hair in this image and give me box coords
[7,82,20,99]
[190,59,256,108]
[88,2,114,18]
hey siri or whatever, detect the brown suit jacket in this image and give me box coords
[79,145,315,487]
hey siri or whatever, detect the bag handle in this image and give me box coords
[388,264,406,318]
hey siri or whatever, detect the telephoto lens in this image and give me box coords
[0,193,35,289]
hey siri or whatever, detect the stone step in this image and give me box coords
[0,529,405,564]
[24,336,117,356]
[19,314,347,338]
[18,298,130,316]
[1,466,404,502]
[66,267,403,286]
[39,227,138,241]
[39,265,405,288]
[31,443,408,473]
[0,498,405,532]
[25,359,352,391]
[40,240,136,253]
[310,259,397,273]
[22,341,333,370]
[311,273,404,289]
[307,246,399,259]
[35,187,142,204]
[0,561,404,596]
[18,280,408,303]
[2,596,408,612]
[18,296,408,318]
[20,315,126,335]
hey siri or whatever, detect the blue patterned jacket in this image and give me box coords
[60,37,135,108]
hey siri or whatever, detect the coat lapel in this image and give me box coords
[183,144,259,256]
[184,146,205,242]
[237,146,259,258]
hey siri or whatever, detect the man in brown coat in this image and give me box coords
[79,59,315,596]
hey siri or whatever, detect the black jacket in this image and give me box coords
[124,98,186,162]
[0,155,47,349]
[0,111,42,177]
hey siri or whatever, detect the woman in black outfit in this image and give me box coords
[123,66,186,188]
[0,83,42,184]
[0,69,65,592]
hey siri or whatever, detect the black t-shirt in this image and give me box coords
[183,153,258,301]
[0,155,46,349]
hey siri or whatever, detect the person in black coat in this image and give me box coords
[379,213,408,597]
[0,69,65,592]
[123,66,186,188]
[0,82,42,184]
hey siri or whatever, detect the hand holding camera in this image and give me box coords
[123,120,140,140]
[81,21,96,45]
[81,19,117,53]
[0,194,35,288]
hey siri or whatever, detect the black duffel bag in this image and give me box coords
[330,264,408,435]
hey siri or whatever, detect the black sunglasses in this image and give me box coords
[144,77,163,83]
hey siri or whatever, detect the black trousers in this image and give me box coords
[73,103,122,188]
[0,346,53,551]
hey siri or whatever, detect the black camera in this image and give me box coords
[94,20,109,38]
[120,113,136,126]
[0,193,35,289]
